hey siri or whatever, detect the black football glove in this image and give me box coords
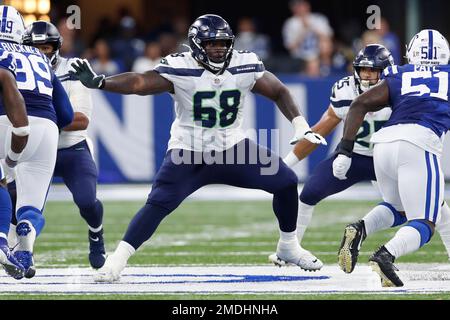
[69,59,106,89]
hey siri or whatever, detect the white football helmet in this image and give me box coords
[406,29,450,66]
[0,5,26,44]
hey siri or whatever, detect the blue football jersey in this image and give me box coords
[383,64,450,138]
[0,41,57,123]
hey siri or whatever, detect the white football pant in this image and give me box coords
[373,140,443,224]
[0,116,58,212]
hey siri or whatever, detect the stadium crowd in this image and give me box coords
[55,0,401,77]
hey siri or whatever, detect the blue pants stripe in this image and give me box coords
[432,154,440,223]
[425,151,432,221]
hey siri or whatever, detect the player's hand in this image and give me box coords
[0,158,16,183]
[332,154,351,180]
[69,59,106,89]
[290,116,327,145]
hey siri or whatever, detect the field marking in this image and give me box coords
[1,264,450,295]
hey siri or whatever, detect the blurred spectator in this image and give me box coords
[110,16,146,71]
[318,36,348,76]
[353,30,383,54]
[302,58,321,77]
[282,0,333,61]
[57,17,85,57]
[375,18,401,64]
[90,39,123,76]
[132,41,162,73]
[173,16,190,52]
[158,32,178,56]
[234,17,271,60]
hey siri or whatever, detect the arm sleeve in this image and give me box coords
[52,74,74,129]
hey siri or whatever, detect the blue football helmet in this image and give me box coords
[188,14,235,74]
[353,44,394,91]
[22,20,62,66]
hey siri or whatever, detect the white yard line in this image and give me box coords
[1,264,450,295]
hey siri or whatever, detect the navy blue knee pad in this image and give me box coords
[407,220,433,247]
[379,202,407,227]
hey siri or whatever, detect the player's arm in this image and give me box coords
[52,75,74,129]
[0,68,29,178]
[292,106,341,161]
[332,80,389,180]
[339,80,389,153]
[62,112,89,131]
[69,59,173,95]
[252,71,327,145]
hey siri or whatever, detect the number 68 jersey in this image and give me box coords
[154,50,265,152]
[330,75,392,157]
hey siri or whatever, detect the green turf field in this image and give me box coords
[2,199,450,300]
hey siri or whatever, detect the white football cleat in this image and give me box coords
[93,254,126,282]
[269,241,323,271]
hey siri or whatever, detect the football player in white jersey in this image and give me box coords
[70,14,327,281]
[20,21,106,269]
[271,44,395,270]
[333,29,450,286]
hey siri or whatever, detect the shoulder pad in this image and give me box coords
[330,76,356,108]
[383,65,400,77]
[230,50,262,66]
[161,53,195,69]
[0,50,17,75]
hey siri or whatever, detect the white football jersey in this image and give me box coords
[54,57,93,149]
[154,50,265,152]
[330,76,392,156]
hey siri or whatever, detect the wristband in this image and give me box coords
[7,149,21,162]
[336,139,354,157]
[12,125,30,136]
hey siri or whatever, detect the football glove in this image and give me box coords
[290,116,327,145]
[332,154,351,180]
[332,139,355,180]
[69,59,106,89]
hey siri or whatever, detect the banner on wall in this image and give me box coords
[87,75,450,183]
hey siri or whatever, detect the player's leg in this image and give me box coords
[13,118,58,278]
[0,180,24,280]
[436,201,450,260]
[338,148,406,273]
[58,140,105,269]
[299,153,376,243]
[95,149,208,281]
[370,142,442,287]
[212,139,320,270]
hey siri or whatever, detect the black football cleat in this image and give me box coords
[338,220,366,273]
[369,246,404,287]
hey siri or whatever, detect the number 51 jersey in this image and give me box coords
[372,64,450,156]
[154,50,265,152]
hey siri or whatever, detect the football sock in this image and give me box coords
[79,199,103,230]
[279,230,297,242]
[436,202,450,259]
[123,203,171,250]
[283,151,300,167]
[273,184,298,233]
[112,240,135,262]
[7,223,17,248]
[385,221,431,258]
[0,186,12,236]
[15,220,36,252]
[297,201,314,243]
[363,202,406,236]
